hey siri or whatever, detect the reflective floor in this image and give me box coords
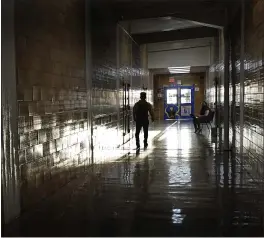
[3,121,264,237]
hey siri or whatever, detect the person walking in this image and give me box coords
[133,92,154,149]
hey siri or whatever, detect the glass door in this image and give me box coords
[164,87,180,120]
[164,85,194,120]
[167,88,178,104]
[179,86,194,119]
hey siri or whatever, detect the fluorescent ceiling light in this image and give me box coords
[169,68,190,70]
[169,68,189,69]
[168,66,190,74]
[169,70,190,72]
[161,16,172,20]
[162,28,175,32]
[169,71,189,74]
[168,66,190,70]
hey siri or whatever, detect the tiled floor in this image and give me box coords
[3,121,264,236]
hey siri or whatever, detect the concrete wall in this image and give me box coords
[15,0,88,210]
[2,0,20,224]
[148,47,211,68]
[205,30,224,128]
[148,38,214,52]
[233,0,264,181]
[2,0,152,223]
[206,0,264,184]
[148,38,213,68]
[91,9,151,161]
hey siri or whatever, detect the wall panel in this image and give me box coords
[91,8,152,162]
[242,0,264,180]
[15,0,89,210]
[206,0,264,184]
[2,0,20,223]
[4,0,154,222]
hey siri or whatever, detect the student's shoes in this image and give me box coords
[144,143,148,148]
[194,128,202,133]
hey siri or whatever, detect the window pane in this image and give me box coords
[167,89,177,104]
[181,89,191,104]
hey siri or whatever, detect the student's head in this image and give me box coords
[140,92,147,100]
[202,101,208,106]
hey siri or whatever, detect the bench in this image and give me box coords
[201,111,215,131]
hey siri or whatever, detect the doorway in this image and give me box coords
[164,85,194,120]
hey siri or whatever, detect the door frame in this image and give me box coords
[164,85,195,120]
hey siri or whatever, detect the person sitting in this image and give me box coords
[190,101,212,133]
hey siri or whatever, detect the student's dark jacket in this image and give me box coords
[133,100,154,122]
[200,105,212,117]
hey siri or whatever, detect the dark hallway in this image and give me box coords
[2,0,264,236]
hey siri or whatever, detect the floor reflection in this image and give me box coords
[171,208,185,224]
[4,121,264,237]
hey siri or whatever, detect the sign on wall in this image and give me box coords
[181,105,192,116]
[169,77,175,83]
[157,88,163,99]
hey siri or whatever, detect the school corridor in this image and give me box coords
[2,0,264,236]
[3,121,264,236]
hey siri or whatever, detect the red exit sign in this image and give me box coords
[169,77,175,83]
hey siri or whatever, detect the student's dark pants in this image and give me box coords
[135,120,149,146]
[193,116,209,130]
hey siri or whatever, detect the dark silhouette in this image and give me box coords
[133,92,154,149]
[190,101,212,133]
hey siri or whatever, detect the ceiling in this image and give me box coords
[114,0,233,45]
[113,0,229,26]
[92,0,239,45]
[147,37,214,52]
[122,18,203,35]
[92,0,239,71]
[132,26,218,44]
